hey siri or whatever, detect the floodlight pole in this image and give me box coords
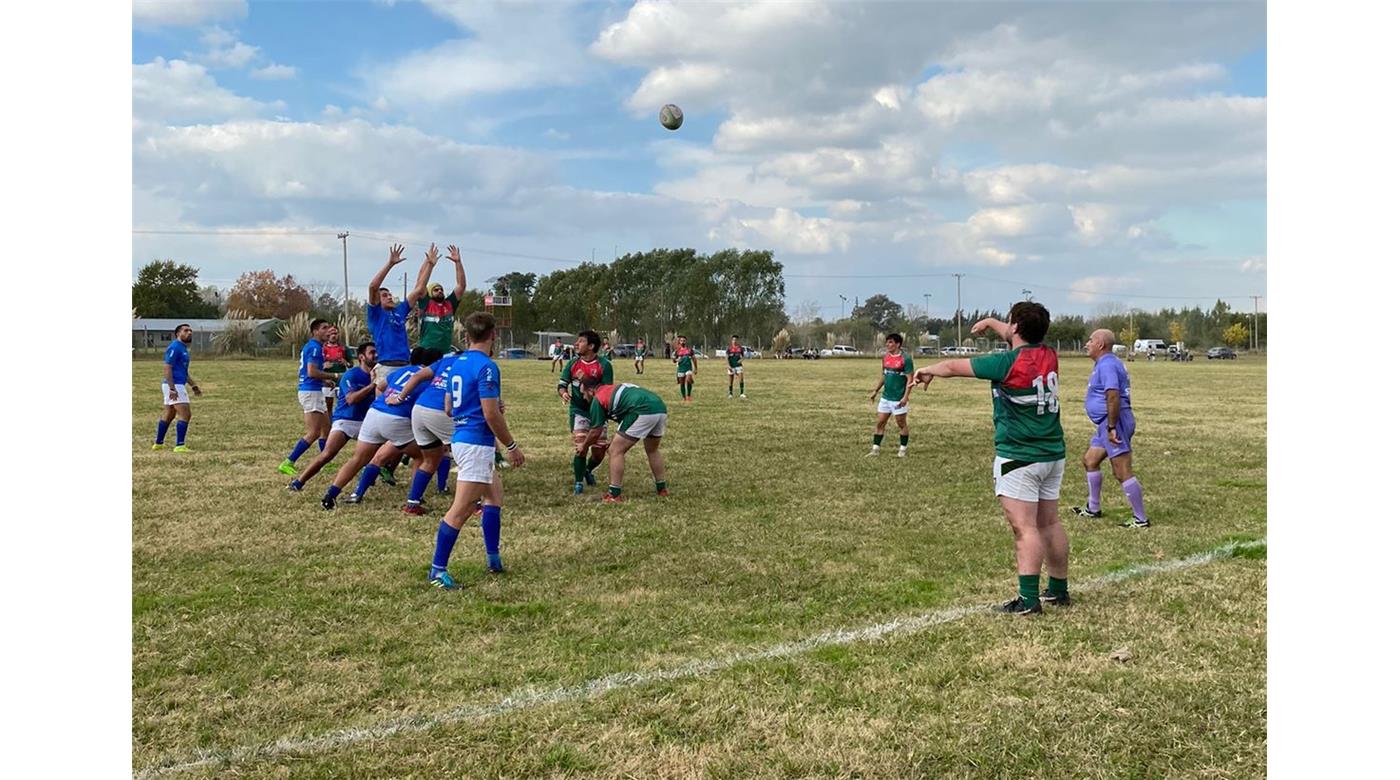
[839,294,848,320]
[954,273,964,347]
[337,231,350,318]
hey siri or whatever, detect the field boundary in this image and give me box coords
[137,538,1265,778]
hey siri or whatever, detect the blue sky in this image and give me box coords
[132,0,1266,317]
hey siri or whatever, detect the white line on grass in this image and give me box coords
[137,538,1264,778]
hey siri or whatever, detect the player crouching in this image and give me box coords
[577,378,669,503]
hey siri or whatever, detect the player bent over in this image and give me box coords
[868,333,913,457]
[558,329,613,495]
[428,312,526,589]
[288,342,378,491]
[154,323,202,451]
[725,335,746,399]
[578,378,669,503]
[910,302,1070,615]
[385,351,460,514]
[319,348,439,509]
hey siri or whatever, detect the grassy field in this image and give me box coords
[132,354,1266,777]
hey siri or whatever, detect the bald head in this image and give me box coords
[1087,328,1116,359]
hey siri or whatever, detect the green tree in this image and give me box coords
[1222,322,1250,348]
[850,294,903,332]
[132,260,219,318]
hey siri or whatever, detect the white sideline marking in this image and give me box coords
[137,539,1264,778]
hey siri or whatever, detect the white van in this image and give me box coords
[1133,339,1167,354]
[820,345,860,357]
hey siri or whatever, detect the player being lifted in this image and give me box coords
[578,377,669,503]
[909,302,1070,615]
[725,335,747,399]
[673,336,698,401]
[287,342,378,491]
[867,333,913,458]
[557,329,613,495]
[428,312,526,589]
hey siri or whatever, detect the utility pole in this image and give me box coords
[839,294,849,320]
[923,292,931,318]
[954,273,964,347]
[337,231,350,318]
[1250,295,1262,352]
[402,271,408,302]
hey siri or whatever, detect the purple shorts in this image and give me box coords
[1090,410,1134,458]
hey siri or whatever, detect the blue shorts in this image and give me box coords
[1089,410,1134,458]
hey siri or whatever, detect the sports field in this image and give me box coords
[132,355,1266,778]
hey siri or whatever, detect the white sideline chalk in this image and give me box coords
[137,538,1265,778]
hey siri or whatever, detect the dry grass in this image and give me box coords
[133,355,1266,776]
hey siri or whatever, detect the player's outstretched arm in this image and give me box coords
[368,244,406,303]
[970,317,1011,342]
[387,365,434,405]
[408,244,438,307]
[911,359,975,388]
[447,245,466,299]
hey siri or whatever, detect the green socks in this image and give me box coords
[1018,574,1040,605]
[609,484,622,498]
[572,454,586,483]
[899,434,909,447]
[873,434,884,446]
[739,380,744,394]
[655,481,667,494]
[1047,576,1069,598]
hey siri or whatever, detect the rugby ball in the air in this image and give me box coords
[659,103,684,131]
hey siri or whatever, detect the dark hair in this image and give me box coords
[886,332,904,346]
[175,323,191,333]
[379,287,391,294]
[731,334,739,340]
[310,318,331,332]
[356,341,376,358]
[464,311,496,343]
[578,329,601,351]
[1008,301,1051,344]
[580,376,604,392]
[411,347,444,366]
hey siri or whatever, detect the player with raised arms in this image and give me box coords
[558,329,613,496]
[725,335,747,399]
[278,318,340,475]
[910,302,1070,615]
[153,323,201,451]
[673,335,697,401]
[578,377,669,503]
[428,312,526,589]
[287,342,378,491]
[867,333,914,458]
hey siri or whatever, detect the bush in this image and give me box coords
[274,312,312,357]
[214,310,259,356]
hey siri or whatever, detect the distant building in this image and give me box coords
[132,318,279,352]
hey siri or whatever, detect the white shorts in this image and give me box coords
[412,405,456,447]
[619,412,667,440]
[358,408,415,447]
[322,386,336,398]
[727,366,744,376]
[993,457,1066,502]
[877,398,909,416]
[298,390,328,414]
[571,412,609,442]
[330,419,363,439]
[161,382,190,406]
[676,370,694,379]
[452,442,497,484]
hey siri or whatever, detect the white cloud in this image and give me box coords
[1068,275,1144,303]
[1240,256,1266,272]
[251,64,297,80]
[133,0,245,27]
[711,207,851,254]
[132,58,277,124]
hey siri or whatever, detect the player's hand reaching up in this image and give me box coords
[446,245,462,265]
[388,244,406,265]
[425,243,439,265]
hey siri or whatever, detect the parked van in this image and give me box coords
[1133,338,1167,354]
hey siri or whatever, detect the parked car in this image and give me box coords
[916,346,940,356]
[940,346,960,356]
[820,345,861,357]
[1206,347,1237,360]
[801,348,821,360]
[502,348,536,360]
[742,346,762,359]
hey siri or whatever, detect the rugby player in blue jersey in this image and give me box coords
[277,318,340,474]
[319,347,441,510]
[385,352,459,514]
[153,323,201,451]
[427,312,525,589]
[287,342,378,491]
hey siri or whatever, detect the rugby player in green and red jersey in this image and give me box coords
[867,333,914,458]
[578,377,669,503]
[557,329,613,495]
[673,336,698,401]
[910,302,1070,615]
[725,335,746,399]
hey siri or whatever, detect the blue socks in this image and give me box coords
[481,505,501,557]
[288,438,312,463]
[155,419,170,444]
[176,420,189,446]
[431,520,461,574]
[407,469,432,505]
[436,457,451,491]
[324,484,341,501]
[318,438,327,452]
[355,464,381,497]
